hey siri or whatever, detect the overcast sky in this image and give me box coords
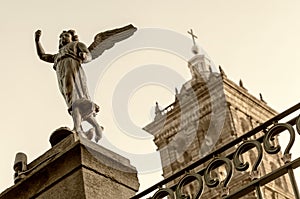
[1,0,300,195]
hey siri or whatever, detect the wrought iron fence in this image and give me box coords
[132,103,300,199]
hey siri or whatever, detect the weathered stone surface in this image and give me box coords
[0,133,139,199]
[37,169,86,199]
[80,138,140,192]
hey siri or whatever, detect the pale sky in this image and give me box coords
[1,0,300,196]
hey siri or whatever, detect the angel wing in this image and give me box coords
[88,24,137,60]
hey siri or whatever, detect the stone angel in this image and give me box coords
[35,24,137,142]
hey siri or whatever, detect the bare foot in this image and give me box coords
[95,135,101,143]
[85,128,95,140]
[94,126,103,143]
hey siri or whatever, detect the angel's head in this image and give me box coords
[59,30,79,48]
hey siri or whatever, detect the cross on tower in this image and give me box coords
[187,29,198,46]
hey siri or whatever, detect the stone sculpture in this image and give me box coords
[35,25,137,142]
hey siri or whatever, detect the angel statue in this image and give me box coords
[35,24,137,143]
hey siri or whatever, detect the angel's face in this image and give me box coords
[59,32,72,46]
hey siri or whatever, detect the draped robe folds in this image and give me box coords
[53,41,98,118]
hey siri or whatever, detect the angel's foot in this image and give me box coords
[95,126,103,143]
[95,135,101,143]
[73,128,84,136]
[85,128,95,140]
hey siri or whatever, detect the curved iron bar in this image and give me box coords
[233,140,263,173]
[151,188,175,199]
[175,173,203,199]
[131,103,300,199]
[148,115,299,199]
[204,157,233,188]
[263,123,295,155]
[295,115,300,135]
[285,115,300,199]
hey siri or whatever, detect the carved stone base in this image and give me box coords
[0,133,139,199]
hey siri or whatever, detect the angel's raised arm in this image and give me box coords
[35,30,55,63]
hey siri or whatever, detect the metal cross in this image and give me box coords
[187,29,198,46]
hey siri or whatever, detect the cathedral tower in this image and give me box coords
[143,32,294,198]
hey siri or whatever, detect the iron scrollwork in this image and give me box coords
[151,188,175,199]
[175,173,203,199]
[263,123,295,163]
[204,157,233,197]
[151,173,203,199]
[233,140,263,179]
[295,115,300,135]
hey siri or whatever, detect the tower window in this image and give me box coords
[240,118,250,132]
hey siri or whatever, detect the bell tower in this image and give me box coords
[187,29,212,82]
[143,30,294,198]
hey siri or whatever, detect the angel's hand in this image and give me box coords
[35,30,42,42]
[79,52,87,60]
[79,52,92,63]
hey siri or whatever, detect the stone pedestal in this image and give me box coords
[0,131,139,199]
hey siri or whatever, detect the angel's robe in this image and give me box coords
[53,41,97,117]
